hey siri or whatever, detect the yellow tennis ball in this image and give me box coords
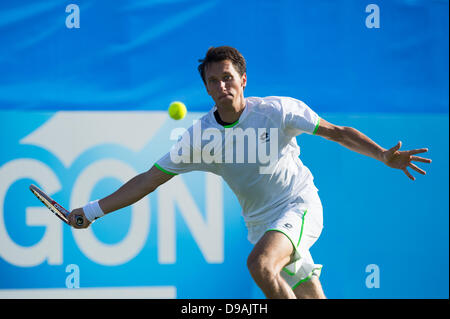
[168,101,187,120]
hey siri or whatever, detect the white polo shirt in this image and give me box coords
[156,96,321,224]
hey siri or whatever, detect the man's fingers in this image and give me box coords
[68,215,77,228]
[69,214,82,228]
[411,155,432,163]
[392,141,402,152]
[402,168,415,181]
[408,163,426,175]
[68,208,89,229]
[67,213,74,225]
[408,148,429,155]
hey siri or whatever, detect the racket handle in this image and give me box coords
[75,215,84,226]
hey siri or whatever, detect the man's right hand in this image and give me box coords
[382,141,431,181]
[68,207,91,229]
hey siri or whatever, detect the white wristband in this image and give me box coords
[83,200,105,222]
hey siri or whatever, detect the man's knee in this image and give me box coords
[247,231,295,287]
[247,254,279,284]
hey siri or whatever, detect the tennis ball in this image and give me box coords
[168,101,187,120]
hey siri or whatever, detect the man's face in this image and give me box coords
[204,60,247,108]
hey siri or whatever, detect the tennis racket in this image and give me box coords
[29,184,84,227]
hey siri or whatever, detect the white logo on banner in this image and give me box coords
[0,112,224,267]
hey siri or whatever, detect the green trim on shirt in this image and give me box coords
[223,120,239,128]
[154,163,178,176]
[313,118,321,135]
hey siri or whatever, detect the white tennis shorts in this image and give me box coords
[246,186,324,290]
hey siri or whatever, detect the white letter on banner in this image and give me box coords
[365,4,380,29]
[65,4,80,29]
[65,264,80,288]
[157,173,223,264]
[365,264,381,288]
[71,159,150,265]
[0,159,63,266]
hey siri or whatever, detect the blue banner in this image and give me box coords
[0,0,448,113]
[0,1,448,299]
[0,111,252,298]
[1,111,447,298]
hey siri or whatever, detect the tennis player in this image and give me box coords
[68,46,431,299]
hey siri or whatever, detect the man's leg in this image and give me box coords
[293,276,326,299]
[247,230,296,299]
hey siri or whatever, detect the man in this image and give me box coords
[69,46,431,299]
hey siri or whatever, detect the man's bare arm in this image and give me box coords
[68,165,174,227]
[99,165,174,214]
[314,118,431,180]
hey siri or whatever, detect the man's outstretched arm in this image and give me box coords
[68,165,174,228]
[314,118,432,180]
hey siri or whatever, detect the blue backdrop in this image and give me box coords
[0,0,448,299]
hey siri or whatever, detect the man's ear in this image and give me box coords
[242,73,247,89]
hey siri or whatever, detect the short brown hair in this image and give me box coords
[198,46,247,84]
